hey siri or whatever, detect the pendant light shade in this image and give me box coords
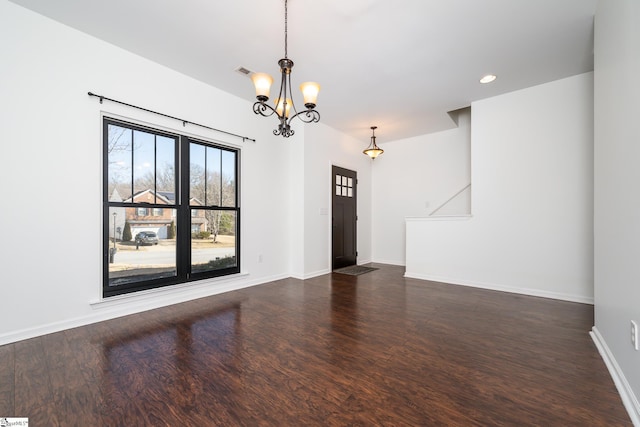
[363,126,384,159]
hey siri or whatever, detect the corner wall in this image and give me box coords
[371,109,471,265]
[593,0,640,423]
[405,73,594,303]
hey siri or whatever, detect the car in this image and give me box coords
[135,231,159,245]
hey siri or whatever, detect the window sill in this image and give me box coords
[90,271,249,309]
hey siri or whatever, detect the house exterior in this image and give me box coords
[119,189,207,239]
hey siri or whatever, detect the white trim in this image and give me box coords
[89,271,250,307]
[405,215,473,222]
[293,268,332,280]
[0,272,288,346]
[590,327,640,426]
[372,258,406,267]
[403,272,594,304]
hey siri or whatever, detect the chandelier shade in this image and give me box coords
[275,98,292,118]
[251,0,320,137]
[363,126,384,159]
[251,73,274,101]
[300,82,320,107]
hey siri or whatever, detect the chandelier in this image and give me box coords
[251,0,320,137]
[363,126,384,159]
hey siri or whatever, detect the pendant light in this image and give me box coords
[363,126,384,159]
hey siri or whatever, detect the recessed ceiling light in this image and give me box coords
[480,74,497,84]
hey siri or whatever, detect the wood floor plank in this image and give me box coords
[0,343,15,416]
[13,337,53,417]
[0,264,632,425]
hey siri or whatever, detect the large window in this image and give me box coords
[103,118,240,297]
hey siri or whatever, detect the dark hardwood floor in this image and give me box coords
[0,264,631,426]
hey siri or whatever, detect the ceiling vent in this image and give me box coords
[235,66,253,76]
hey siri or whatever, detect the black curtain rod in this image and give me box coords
[88,91,256,143]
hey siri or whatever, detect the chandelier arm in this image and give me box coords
[288,109,320,124]
[286,72,299,117]
[276,65,288,118]
[253,101,278,117]
[273,126,294,137]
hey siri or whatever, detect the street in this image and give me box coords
[112,244,234,267]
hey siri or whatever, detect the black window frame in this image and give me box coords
[103,117,240,298]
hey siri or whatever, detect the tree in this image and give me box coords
[189,160,236,243]
[135,163,175,197]
[168,220,176,239]
[122,221,132,242]
[205,210,221,243]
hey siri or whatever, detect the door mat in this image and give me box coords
[333,265,378,276]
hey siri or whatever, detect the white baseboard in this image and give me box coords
[590,327,640,426]
[403,272,594,304]
[300,268,332,280]
[371,258,406,267]
[0,272,289,346]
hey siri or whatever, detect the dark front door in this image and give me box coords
[332,166,357,270]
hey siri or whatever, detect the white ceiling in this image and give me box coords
[9,0,597,142]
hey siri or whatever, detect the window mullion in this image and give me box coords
[153,135,157,204]
[130,128,134,202]
[177,136,191,279]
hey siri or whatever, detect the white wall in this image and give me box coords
[0,1,293,344]
[288,127,306,278]
[300,123,373,278]
[593,0,640,423]
[405,73,594,303]
[372,109,471,265]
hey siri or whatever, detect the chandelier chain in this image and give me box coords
[284,0,288,58]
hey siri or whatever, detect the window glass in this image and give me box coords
[107,124,133,201]
[221,150,236,207]
[191,211,237,274]
[190,143,206,206]
[206,147,221,206]
[133,130,156,198]
[107,206,177,287]
[156,135,175,196]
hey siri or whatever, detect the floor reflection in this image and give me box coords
[100,304,242,412]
